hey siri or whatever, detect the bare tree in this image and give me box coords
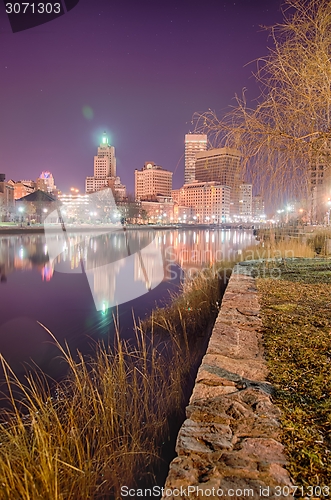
[195,0,331,212]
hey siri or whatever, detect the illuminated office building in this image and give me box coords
[239,183,252,219]
[184,133,207,184]
[85,132,126,199]
[194,148,241,216]
[176,181,230,223]
[135,162,172,200]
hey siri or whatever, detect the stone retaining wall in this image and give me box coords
[162,263,293,499]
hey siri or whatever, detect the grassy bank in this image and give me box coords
[0,264,230,500]
[143,265,232,340]
[256,259,331,485]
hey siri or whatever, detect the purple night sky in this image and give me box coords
[0,0,284,194]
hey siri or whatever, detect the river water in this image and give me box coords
[0,228,255,380]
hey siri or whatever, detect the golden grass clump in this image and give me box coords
[0,326,188,500]
[142,264,232,340]
[242,229,315,261]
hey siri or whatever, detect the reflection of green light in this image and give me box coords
[102,302,107,315]
[82,106,94,120]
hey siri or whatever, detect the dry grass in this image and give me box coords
[0,325,189,500]
[242,230,315,261]
[0,264,229,500]
[142,264,232,341]
[257,263,331,485]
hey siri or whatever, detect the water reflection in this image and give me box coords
[0,229,255,296]
[0,229,256,379]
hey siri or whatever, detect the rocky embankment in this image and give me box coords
[162,263,293,499]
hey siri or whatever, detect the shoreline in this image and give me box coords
[0,223,256,235]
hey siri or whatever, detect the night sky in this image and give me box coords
[0,0,284,194]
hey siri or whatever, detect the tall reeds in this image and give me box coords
[243,229,315,261]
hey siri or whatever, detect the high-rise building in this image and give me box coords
[194,148,242,217]
[37,171,56,193]
[239,183,252,219]
[252,195,265,219]
[174,181,231,223]
[135,162,172,201]
[0,174,14,220]
[184,134,207,184]
[310,152,331,223]
[93,132,116,178]
[85,133,126,199]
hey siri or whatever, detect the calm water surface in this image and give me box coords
[0,228,255,379]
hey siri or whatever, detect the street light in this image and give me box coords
[18,206,24,227]
[327,199,331,225]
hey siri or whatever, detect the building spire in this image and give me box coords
[102,131,108,145]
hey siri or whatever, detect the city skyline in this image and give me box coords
[0,0,284,194]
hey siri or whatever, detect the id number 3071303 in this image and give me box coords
[5,3,61,14]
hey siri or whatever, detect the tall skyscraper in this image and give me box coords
[93,132,116,178]
[85,132,126,199]
[135,162,172,200]
[239,183,252,219]
[194,148,242,216]
[184,134,207,184]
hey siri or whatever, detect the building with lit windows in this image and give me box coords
[239,183,252,219]
[140,197,174,224]
[37,171,56,193]
[0,174,14,220]
[174,181,231,223]
[93,132,116,178]
[85,133,126,199]
[184,134,207,184]
[7,180,36,200]
[135,162,172,201]
[194,148,241,217]
[309,150,331,223]
[252,195,265,219]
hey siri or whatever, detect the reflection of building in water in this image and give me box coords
[134,238,169,286]
[91,259,125,307]
[163,229,255,271]
[0,234,54,281]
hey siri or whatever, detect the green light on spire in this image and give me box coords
[102,131,108,144]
